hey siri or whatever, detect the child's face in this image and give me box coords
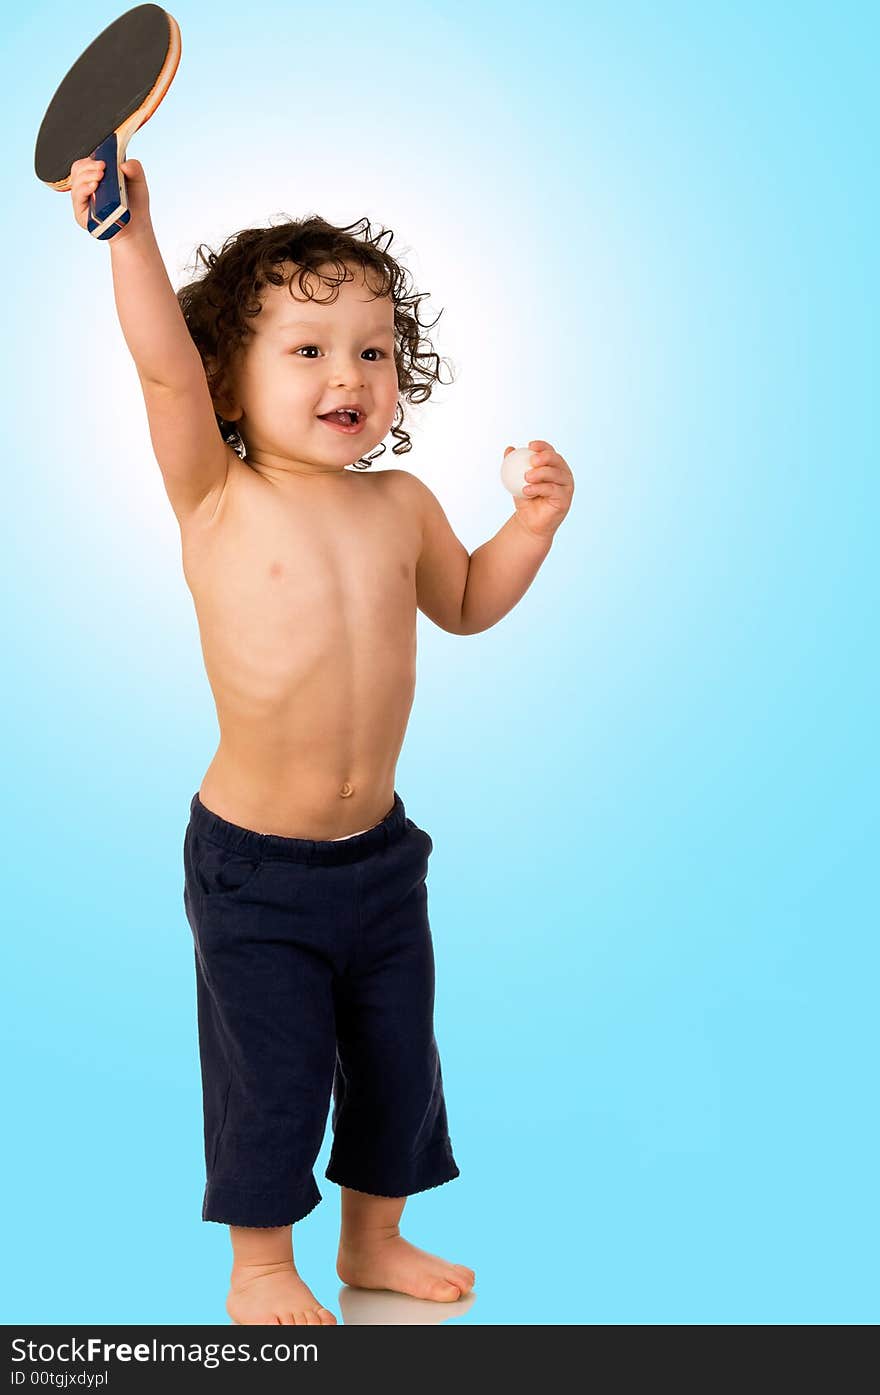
[217,259,399,476]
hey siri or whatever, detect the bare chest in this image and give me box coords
[179,467,419,695]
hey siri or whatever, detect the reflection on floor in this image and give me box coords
[338,1285,477,1325]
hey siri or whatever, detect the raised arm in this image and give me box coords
[69,155,229,523]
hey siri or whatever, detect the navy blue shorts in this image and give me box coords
[183,789,460,1227]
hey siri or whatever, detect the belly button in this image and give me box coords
[339,782,354,798]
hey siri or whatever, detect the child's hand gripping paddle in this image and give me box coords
[34,4,181,241]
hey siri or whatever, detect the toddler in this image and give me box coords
[69,156,573,1325]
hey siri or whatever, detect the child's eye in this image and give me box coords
[293,346,386,360]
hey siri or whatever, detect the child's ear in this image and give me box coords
[213,397,242,422]
[210,380,242,422]
[205,356,240,421]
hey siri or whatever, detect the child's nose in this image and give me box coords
[331,353,366,379]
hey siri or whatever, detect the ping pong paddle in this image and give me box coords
[34,4,181,241]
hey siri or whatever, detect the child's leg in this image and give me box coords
[337,1187,475,1301]
[183,797,352,1325]
[325,823,460,1198]
[326,820,474,1300]
[230,1223,292,1270]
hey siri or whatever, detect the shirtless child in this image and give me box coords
[70,155,574,1325]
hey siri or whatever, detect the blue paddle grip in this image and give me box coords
[87,132,131,241]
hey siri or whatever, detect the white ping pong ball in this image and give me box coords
[501,446,534,498]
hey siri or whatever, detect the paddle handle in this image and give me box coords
[87,132,131,241]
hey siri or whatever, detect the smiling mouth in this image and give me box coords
[319,407,363,422]
[317,409,366,434]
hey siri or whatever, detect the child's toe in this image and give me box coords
[428,1277,462,1301]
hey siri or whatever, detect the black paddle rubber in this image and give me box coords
[35,5,180,239]
[34,5,174,186]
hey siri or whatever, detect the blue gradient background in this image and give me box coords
[3,0,876,1324]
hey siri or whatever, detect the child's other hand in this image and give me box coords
[505,441,575,540]
[69,156,151,238]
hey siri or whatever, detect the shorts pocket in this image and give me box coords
[191,830,265,901]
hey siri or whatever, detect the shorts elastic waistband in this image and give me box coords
[188,790,408,866]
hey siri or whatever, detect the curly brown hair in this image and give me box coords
[175,213,455,468]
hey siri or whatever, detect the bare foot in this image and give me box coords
[337,1230,475,1302]
[227,1260,337,1325]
